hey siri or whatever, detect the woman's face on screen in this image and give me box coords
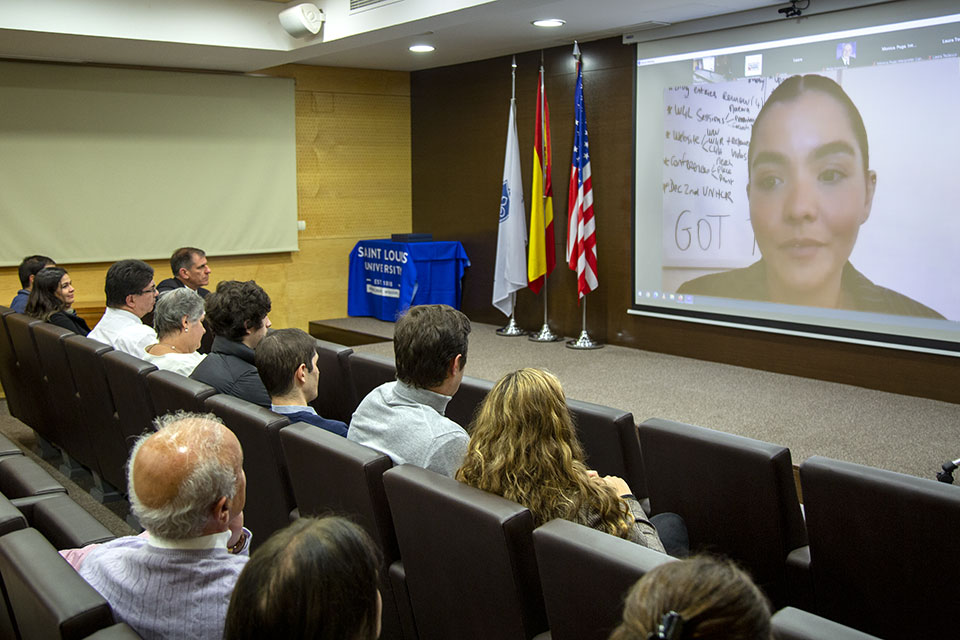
[747,90,876,307]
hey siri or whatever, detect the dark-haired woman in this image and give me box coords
[224,516,383,640]
[24,267,90,335]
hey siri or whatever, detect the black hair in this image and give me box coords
[17,255,55,288]
[224,516,383,640]
[394,304,470,388]
[255,328,317,398]
[169,247,204,278]
[104,259,154,308]
[24,267,68,321]
[204,280,271,342]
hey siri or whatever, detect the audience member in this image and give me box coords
[62,412,250,640]
[157,247,212,297]
[457,368,674,553]
[190,280,272,406]
[88,259,159,356]
[224,516,382,640]
[9,254,54,313]
[348,304,470,477]
[255,328,348,436]
[609,556,772,640]
[143,287,207,376]
[24,266,90,335]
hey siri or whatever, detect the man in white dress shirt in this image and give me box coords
[88,259,159,356]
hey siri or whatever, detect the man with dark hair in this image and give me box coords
[157,247,212,298]
[10,254,55,313]
[62,412,250,640]
[88,259,158,356]
[255,328,347,437]
[190,280,272,407]
[348,304,471,477]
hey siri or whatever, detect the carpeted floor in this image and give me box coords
[324,317,960,481]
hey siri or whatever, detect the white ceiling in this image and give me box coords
[0,0,843,73]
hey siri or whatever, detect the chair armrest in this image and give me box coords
[785,545,813,611]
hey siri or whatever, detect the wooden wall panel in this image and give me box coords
[410,37,959,404]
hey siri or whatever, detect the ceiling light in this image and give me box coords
[409,44,435,53]
[532,19,565,28]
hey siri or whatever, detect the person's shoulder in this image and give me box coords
[844,265,946,319]
[676,262,765,299]
[156,278,182,294]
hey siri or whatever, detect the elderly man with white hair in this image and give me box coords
[62,412,250,640]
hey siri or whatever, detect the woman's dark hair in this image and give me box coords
[224,516,383,640]
[204,280,271,342]
[609,556,772,640]
[748,74,870,175]
[25,267,68,322]
[393,304,470,388]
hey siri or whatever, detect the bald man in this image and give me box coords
[61,412,250,640]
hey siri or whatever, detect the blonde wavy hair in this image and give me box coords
[456,368,633,538]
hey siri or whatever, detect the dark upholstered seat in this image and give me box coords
[0,307,27,425]
[771,606,881,640]
[0,455,66,499]
[0,528,115,639]
[533,518,675,640]
[280,423,411,640]
[0,494,28,538]
[0,432,22,458]
[348,351,396,411]
[14,493,115,550]
[638,418,806,606]
[444,374,492,429]
[4,313,58,445]
[34,324,100,473]
[101,350,158,441]
[310,339,358,424]
[797,456,960,639]
[63,336,123,495]
[204,394,294,547]
[568,399,646,500]
[81,623,144,639]
[383,464,547,640]
[146,369,217,416]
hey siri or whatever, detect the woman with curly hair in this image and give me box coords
[456,368,665,551]
[24,266,90,336]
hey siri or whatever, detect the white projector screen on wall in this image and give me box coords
[0,61,297,266]
[631,1,960,356]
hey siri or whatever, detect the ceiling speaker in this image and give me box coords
[279,3,325,38]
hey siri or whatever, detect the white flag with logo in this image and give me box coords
[492,98,527,316]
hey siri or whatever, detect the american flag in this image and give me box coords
[566,55,598,299]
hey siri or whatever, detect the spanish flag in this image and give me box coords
[527,64,555,294]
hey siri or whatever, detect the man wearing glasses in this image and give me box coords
[88,259,159,357]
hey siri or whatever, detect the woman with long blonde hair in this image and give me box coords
[456,368,665,551]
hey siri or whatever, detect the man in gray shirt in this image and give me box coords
[348,304,471,477]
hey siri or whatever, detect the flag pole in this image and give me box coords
[530,51,562,342]
[566,41,603,350]
[497,56,526,337]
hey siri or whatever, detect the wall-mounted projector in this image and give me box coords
[279,3,325,38]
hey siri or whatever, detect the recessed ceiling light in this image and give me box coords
[409,44,435,53]
[532,19,565,28]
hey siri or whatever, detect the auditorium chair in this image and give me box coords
[771,607,881,640]
[533,518,675,640]
[0,306,26,423]
[146,369,217,416]
[383,464,548,640]
[444,374,492,429]
[568,399,647,502]
[14,493,115,550]
[0,528,115,639]
[33,324,99,477]
[82,623,144,639]
[0,455,66,499]
[280,423,413,640]
[796,455,960,640]
[0,432,22,458]
[311,339,358,424]
[205,394,295,547]
[638,418,806,606]
[63,336,125,500]
[0,494,28,538]
[101,350,159,496]
[348,351,396,407]
[4,313,61,451]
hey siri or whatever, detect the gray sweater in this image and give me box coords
[348,380,469,477]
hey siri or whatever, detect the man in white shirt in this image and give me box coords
[348,304,471,477]
[88,259,159,356]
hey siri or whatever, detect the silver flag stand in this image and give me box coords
[566,296,603,349]
[529,285,562,342]
[497,293,526,336]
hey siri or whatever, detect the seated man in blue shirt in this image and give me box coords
[255,328,348,437]
[9,254,54,313]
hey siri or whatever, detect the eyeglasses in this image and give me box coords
[138,285,158,296]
